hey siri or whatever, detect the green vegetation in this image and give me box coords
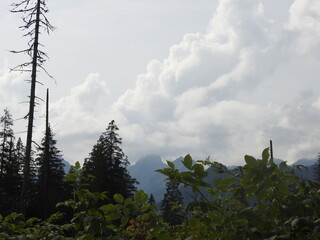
[0,148,319,239]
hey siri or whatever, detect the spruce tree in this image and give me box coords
[83,120,137,200]
[0,109,15,212]
[161,181,185,225]
[1,138,24,215]
[15,138,25,176]
[34,126,66,219]
[148,193,156,205]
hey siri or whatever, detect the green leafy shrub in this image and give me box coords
[0,149,319,239]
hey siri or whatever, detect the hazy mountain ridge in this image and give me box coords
[61,155,318,203]
[128,155,167,202]
[62,159,71,173]
[128,155,194,202]
[128,155,318,203]
[292,158,317,166]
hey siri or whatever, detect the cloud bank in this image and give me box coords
[1,0,319,165]
[111,0,320,165]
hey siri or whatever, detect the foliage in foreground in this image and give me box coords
[0,148,320,239]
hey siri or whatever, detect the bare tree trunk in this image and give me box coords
[21,0,41,215]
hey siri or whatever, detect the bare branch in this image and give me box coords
[38,65,53,79]
[35,96,44,102]
[35,80,44,86]
[10,49,30,54]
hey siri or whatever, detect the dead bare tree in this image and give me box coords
[11,0,54,215]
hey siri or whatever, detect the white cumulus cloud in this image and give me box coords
[49,73,113,163]
[112,0,320,165]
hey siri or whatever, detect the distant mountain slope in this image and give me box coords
[128,155,318,204]
[128,155,192,202]
[62,159,71,173]
[292,158,317,166]
[128,155,167,202]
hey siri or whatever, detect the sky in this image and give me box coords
[0,0,320,166]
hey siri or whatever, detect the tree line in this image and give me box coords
[0,109,139,219]
[0,107,185,228]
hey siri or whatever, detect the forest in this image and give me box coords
[1,0,320,239]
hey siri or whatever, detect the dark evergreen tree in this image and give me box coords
[15,138,25,176]
[34,126,66,219]
[83,120,137,200]
[148,193,156,205]
[0,109,15,214]
[161,181,185,225]
[1,138,24,215]
[0,109,14,189]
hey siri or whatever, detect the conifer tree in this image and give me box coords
[148,193,156,205]
[161,181,185,225]
[0,109,15,203]
[1,138,24,215]
[15,138,25,175]
[34,126,66,219]
[0,110,26,215]
[83,120,137,200]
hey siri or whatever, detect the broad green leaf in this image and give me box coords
[167,160,174,169]
[141,203,150,212]
[183,154,193,169]
[180,171,193,182]
[290,217,299,228]
[244,155,258,168]
[61,223,76,232]
[114,193,124,203]
[155,169,167,175]
[193,164,205,175]
[262,148,270,161]
[105,212,122,221]
[121,216,129,226]
[135,190,148,204]
[124,197,133,207]
[100,203,118,212]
